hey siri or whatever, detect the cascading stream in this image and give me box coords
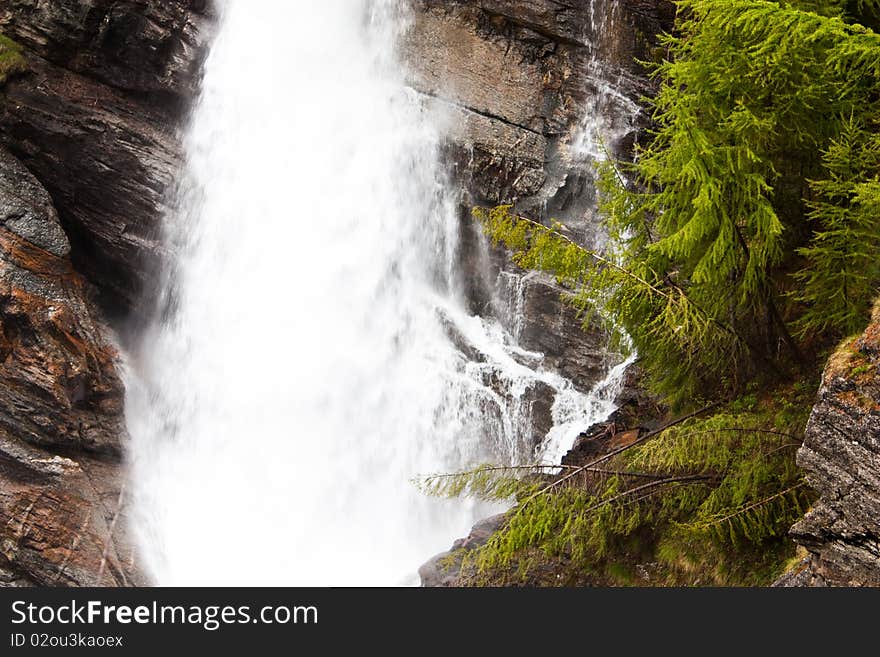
[126,0,631,586]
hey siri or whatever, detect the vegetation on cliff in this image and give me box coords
[425,0,880,585]
[0,35,27,86]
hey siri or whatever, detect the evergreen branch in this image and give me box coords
[420,463,677,493]
[693,482,806,529]
[763,442,803,457]
[505,212,674,303]
[579,474,718,518]
[484,208,786,377]
[598,138,630,190]
[420,464,580,481]
[589,469,674,480]
[674,426,801,440]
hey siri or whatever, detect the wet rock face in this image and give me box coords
[0,0,212,99]
[0,146,139,586]
[404,0,583,211]
[787,304,880,587]
[0,443,142,586]
[406,0,674,396]
[0,146,124,454]
[0,1,216,316]
[458,214,610,391]
[405,0,673,222]
[0,0,209,588]
[515,274,608,385]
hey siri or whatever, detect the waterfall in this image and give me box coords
[126,0,631,586]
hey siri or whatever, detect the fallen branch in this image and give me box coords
[579,474,718,518]
[523,401,720,504]
[693,482,806,529]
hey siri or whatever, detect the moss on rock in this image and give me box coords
[0,34,28,86]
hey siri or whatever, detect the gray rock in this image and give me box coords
[788,302,880,586]
[404,0,588,212]
[0,0,214,98]
[404,1,672,403]
[772,558,827,587]
[0,146,70,257]
[522,378,556,448]
[516,273,608,388]
[405,0,673,222]
[419,513,507,586]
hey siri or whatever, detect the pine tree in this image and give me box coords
[795,119,880,335]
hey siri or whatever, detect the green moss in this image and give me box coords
[0,34,28,86]
[605,563,640,586]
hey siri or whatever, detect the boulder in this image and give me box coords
[419,513,507,586]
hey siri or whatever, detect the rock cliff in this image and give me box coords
[0,0,675,588]
[405,0,672,219]
[780,304,880,587]
[415,0,676,585]
[0,145,141,586]
[0,0,216,317]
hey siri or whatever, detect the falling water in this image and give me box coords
[126,0,632,586]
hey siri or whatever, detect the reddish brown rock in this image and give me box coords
[0,146,140,586]
[0,440,140,587]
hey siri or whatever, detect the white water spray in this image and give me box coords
[126,0,630,586]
